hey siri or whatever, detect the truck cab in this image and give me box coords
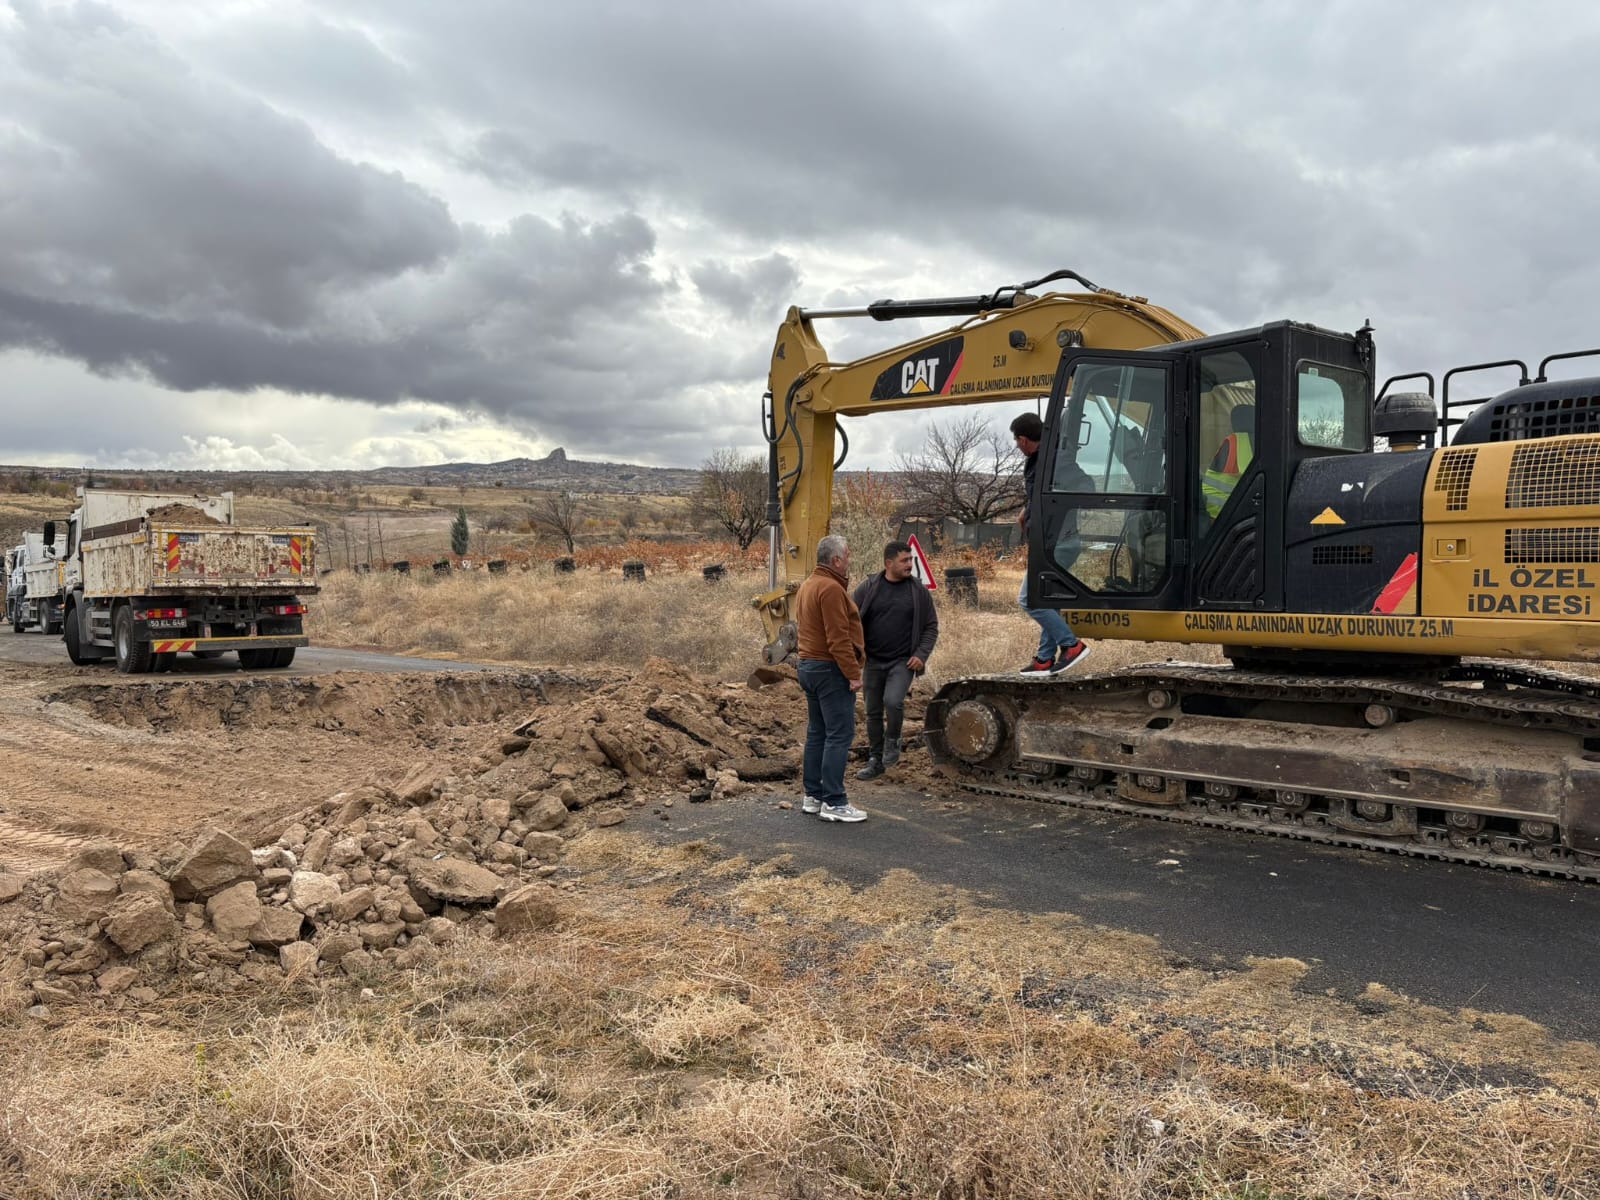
[6,531,64,633]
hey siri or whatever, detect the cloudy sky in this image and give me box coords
[3,0,1597,472]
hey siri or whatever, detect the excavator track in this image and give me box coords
[925,663,1600,883]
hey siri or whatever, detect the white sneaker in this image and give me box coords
[818,803,868,823]
[800,795,822,814]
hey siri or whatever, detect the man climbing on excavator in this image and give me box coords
[1011,411,1092,675]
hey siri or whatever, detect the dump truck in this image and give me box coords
[6,531,63,633]
[46,488,318,673]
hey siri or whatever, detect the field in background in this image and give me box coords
[2,483,700,573]
[308,563,1215,683]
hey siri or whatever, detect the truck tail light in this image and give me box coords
[134,607,187,620]
[264,603,307,616]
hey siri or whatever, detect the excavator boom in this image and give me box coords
[755,272,1203,661]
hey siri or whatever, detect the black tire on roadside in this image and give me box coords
[151,652,175,673]
[270,647,296,668]
[113,606,153,675]
[238,648,271,669]
[191,650,226,659]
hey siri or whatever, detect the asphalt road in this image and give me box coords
[0,631,496,676]
[646,781,1600,1042]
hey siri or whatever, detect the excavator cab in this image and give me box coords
[1028,321,1376,618]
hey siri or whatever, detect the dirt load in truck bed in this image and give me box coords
[143,502,225,525]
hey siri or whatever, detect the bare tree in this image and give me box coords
[694,448,770,550]
[533,490,580,554]
[895,414,1025,525]
[472,512,515,558]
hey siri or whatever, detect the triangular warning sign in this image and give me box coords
[1311,507,1346,526]
[906,534,937,589]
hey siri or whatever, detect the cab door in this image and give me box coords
[1030,350,1187,612]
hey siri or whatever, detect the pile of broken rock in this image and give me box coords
[9,780,575,1016]
[4,663,804,1016]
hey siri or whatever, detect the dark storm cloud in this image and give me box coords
[358,0,1600,364]
[460,129,661,194]
[0,1,754,461]
[0,4,458,332]
[691,254,800,320]
[5,0,1600,469]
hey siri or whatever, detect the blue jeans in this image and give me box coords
[862,659,914,754]
[1019,576,1078,663]
[798,659,856,808]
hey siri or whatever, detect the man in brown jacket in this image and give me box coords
[795,534,868,823]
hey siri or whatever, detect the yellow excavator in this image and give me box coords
[757,269,1600,880]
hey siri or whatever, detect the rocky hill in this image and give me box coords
[0,448,704,498]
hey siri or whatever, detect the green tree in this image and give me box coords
[450,507,470,556]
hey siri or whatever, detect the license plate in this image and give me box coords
[147,619,186,629]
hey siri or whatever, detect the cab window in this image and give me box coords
[1197,350,1258,530]
[1052,364,1166,495]
[1297,361,1369,450]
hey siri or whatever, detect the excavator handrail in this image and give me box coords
[1377,371,1436,401]
[1537,349,1600,383]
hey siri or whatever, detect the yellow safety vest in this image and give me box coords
[1202,432,1254,518]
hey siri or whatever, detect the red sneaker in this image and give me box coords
[1019,656,1055,674]
[1050,642,1092,673]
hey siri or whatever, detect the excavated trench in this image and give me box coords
[40,670,592,734]
[1,670,594,878]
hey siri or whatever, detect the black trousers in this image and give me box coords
[862,659,913,754]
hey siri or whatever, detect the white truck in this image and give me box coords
[46,488,319,673]
[6,531,63,633]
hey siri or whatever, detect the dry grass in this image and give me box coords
[309,568,768,677]
[4,839,1597,1199]
[309,564,1221,683]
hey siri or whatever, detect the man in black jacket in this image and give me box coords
[851,541,938,780]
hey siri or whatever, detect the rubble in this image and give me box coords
[409,857,502,905]
[170,829,257,900]
[495,882,560,937]
[1,658,813,1012]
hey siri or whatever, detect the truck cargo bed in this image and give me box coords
[84,524,318,596]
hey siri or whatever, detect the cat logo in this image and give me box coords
[870,335,965,402]
[902,357,941,394]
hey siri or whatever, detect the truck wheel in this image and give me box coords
[65,609,88,664]
[113,607,153,674]
[151,652,175,673]
[270,647,296,668]
[238,648,271,670]
[6,601,20,632]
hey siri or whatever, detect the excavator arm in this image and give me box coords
[754,270,1205,662]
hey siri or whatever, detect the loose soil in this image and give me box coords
[3,657,1599,1198]
[0,664,569,873]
